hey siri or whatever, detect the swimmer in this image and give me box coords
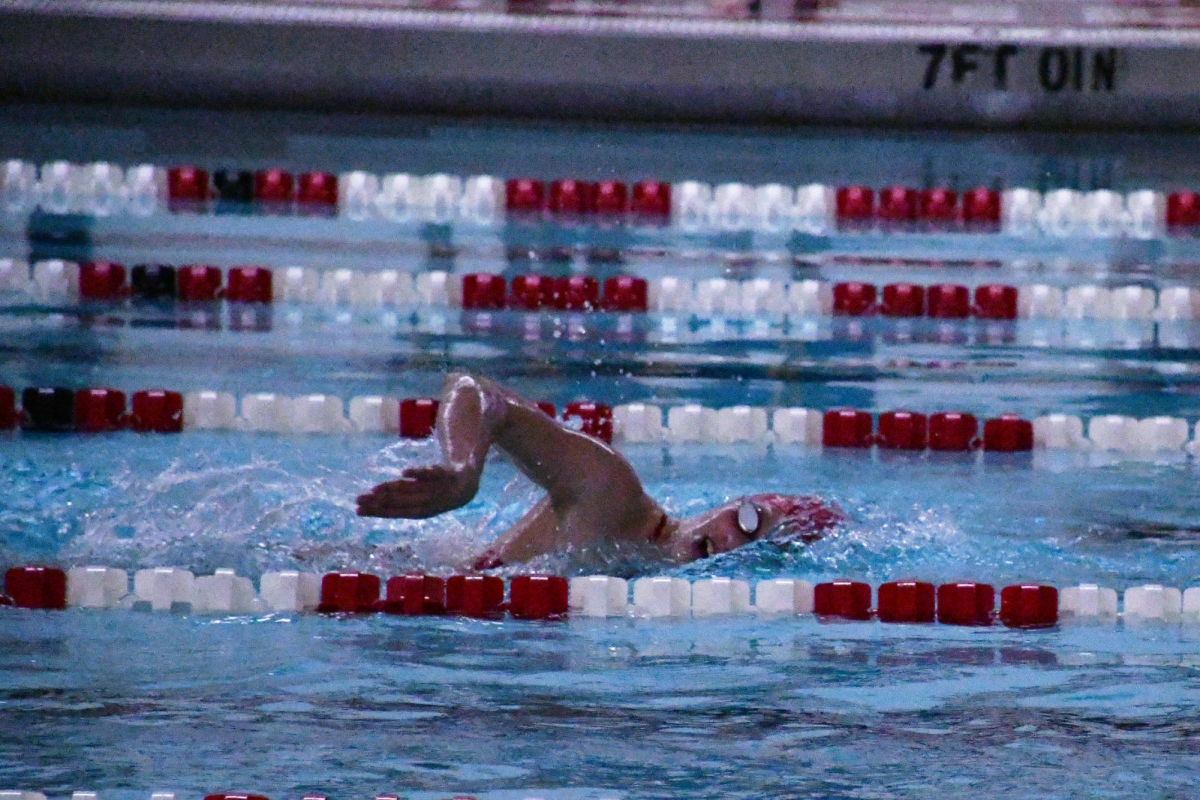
[356,373,843,568]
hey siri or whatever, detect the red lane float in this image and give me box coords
[384,574,448,615]
[937,582,995,626]
[919,188,958,224]
[814,580,872,620]
[983,414,1034,452]
[297,172,338,209]
[631,181,671,219]
[74,388,126,432]
[467,273,646,312]
[5,566,67,609]
[0,566,1133,630]
[876,411,927,450]
[961,188,1002,229]
[505,178,546,214]
[564,401,613,442]
[832,185,1003,230]
[446,575,505,618]
[254,170,295,205]
[880,283,924,317]
[602,276,648,312]
[227,267,273,304]
[510,274,555,310]
[177,265,223,302]
[877,186,918,224]
[204,792,270,800]
[1000,584,1058,628]
[832,281,877,316]
[317,572,381,613]
[591,181,629,215]
[167,166,210,211]
[549,179,591,215]
[0,386,16,430]
[822,409,873,448]
[399,398,439,439]
[130,390,184,433]
[835,186,875,228]
[79,261,127,300]
[835,281,1017,320]
[1167,191,1200,230]
[974,284,1019,320]
[927,284,971,319]
[553,275,600,311]
[877,580,936,623]
[514,178,636,217]
[509,575,569,619]
[928,412,978,452]
[461,273,507,310]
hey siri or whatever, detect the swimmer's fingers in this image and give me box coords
[356,480,440,517]
[356,489,442,518]
[357,467,456,503]
[397,464,464,486]
[356,498,442,519]
[399,464,479,507]
[356,477,421,501]
[355,466,475,518]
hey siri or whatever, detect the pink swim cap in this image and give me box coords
[743,493,845,544]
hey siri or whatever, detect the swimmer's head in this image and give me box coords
[663,493,844,562]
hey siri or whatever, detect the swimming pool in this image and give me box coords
[4,432,1200,798]
[4,107,1200,799]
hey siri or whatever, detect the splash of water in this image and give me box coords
[7,436,1200,585]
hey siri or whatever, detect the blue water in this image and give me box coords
[4,106,1200,798]
[5,433,1200,586]
[3,607,1200,800]
[3,432,1200,798]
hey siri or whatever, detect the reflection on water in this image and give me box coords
[3,433,1200,797]
[0,611,1198,799]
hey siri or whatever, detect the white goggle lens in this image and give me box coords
[737,501,760,536]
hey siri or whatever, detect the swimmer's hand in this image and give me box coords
[356,465,479,519]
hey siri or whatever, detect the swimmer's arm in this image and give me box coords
[357,372,494,518]
[358,373,653,530]
[468,496,559,570]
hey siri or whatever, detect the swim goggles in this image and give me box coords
[736,500,761,538]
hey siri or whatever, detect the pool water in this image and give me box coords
[3,432,1200,798]
[5,107,1200,799]
[3,604,1200,800]
[5,433,1200,586]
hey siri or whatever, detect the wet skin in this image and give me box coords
[356,373,839,567]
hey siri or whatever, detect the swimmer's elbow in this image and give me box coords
[444,371,482,393]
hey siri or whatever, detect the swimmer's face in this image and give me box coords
[664,494,844,562]
[666,496,790,562]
